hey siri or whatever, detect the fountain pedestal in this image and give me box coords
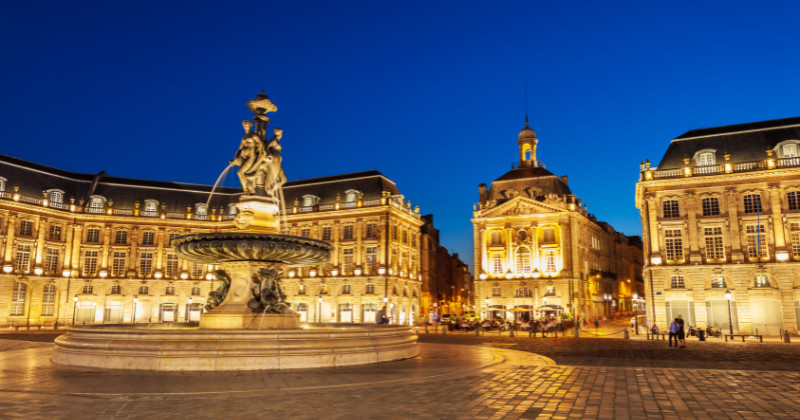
[199,261,300,330]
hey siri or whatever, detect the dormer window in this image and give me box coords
[227,203,237,215]
[47,190,64,204]
[195,204,207,216]
[693,149,716,166]
[775,140,800,158]
[144,200,159,216]
[302,195,318,207]
[0,177,6,192]
[344,189,360,202]
[88,196,105,213]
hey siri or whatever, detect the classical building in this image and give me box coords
[420,214,473,320]
[472,119,643,322]
[636,116,800,334]
[0,154,460,328]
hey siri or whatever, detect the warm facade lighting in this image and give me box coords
[33,267,43,275]
[62,269,71,277]
[776,251,789,261]
[99,270,108,278]
[505,270,513,279]
[205,273,214,280]
[354,268,362,276]
[479,272,487,280]
[725,289,732,300]
[180,272,188,280]
[331,268,338,276]
[310,269,317,277]
[3,265,13,273]
[378,267,386,275]
[532,268,541,278]
[650,256,662,265]
[154,271,163,279]
[288,270,296,278]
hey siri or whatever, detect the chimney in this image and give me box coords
[561,175,568,185]
[478,183,487,202]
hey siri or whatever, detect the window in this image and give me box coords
[788,191,800,211]
[140,252,153,275]
[342,248,354,274]
[515,248,531,273]
[45,248,59,275]
[490,231,503,246]
[322,227,332,241]
[165,285,175,295]
[112,252,126,277]
[10,282,26,316]
[165,254,179,277]
[144,200,159,215]
[664,229,683,262]
[411,234,416,247]
[402,230,408,244]
[492,286,502,297]
[542,228,556,243]
[704,227,725,261]
[702,197,720,216]
[49,225,61,240]
[168,232,180,243]
[302,195,317,207]
[591,236,600,250]
[391,226,398,240]
[542,249,558,273]
[15,244,31,272]
[49,190,63,204]
[139,285,149,295]
[111,285,121,294]
[366,247,377,274]
[366,223,377,239]
[114,230,128,245]
[545,286,556,296]
[0,177,5,192]
[301,228,310,238]
[344,190,359,202]
[490,253,504,275]
[297,284,306,295]
[191,262,204,278]
[89,196,104,213]
[343,225,354,240]
[320,284,329,295]
[19,220,33,236]
[195,204,207,216]
[791,223,800,258]
[41,284,56,316]
[515,286,532,297]
[141,231,155,246]
[711,275,726,288]
[662,200,680,218]
[228,204,237,215]
[191,287,201,296]
[782,143,799,158]
[82,285,93,294]
[342,284,351,295]
[743,194,762,214]
[697,152,715,166]
[745,224,767,260]
[754,273,770,288]
[365,283,375,294]
[82,250,98,276]
[670,275,685,289]
[86,228,100,243]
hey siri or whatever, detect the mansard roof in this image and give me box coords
[0,154,403,213]
[657,116,800,169]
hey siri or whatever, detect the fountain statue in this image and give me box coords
[51,92,419,371]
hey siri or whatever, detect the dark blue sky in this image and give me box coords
[2,1,799,271]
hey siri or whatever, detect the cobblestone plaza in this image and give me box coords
[0,331,798,419]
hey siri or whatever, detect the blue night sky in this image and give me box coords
[2,1,799,271]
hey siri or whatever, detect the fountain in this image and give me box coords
[51,92,419,371]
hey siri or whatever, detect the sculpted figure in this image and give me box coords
[247,267,291,314]
[230,121,285,201]
[205,270,231,311]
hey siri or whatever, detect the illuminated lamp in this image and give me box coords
[505,270,513,279]
[378,267,386,275]
[180,272,188,280]
[331,268,338,276]
[98,270,108,278]
[310,269,317,277]
[288,270,296,278]
[154,271,163,279]
[479,272,487,280]
[650,256,662,265]
[34,267,43,275]
[776,251,789,262]
[3,265,13,273]
[354,268,362,276]
[62,269,71,277]
[205,273,214,280]
[532,268,541,278]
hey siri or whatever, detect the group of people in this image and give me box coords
[668,316,687,348]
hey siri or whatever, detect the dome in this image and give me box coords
[518,117,537,140]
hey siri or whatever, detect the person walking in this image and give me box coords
[668,318,679,347]
[676,316,686,348]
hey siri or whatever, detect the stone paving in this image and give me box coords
[0,331,798,419]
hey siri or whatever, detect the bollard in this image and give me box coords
[624,328,629,339]
[442,325,446,335]
[785,330,791,343]
[475,327,480,336]
[425,324,428,334]
[698,329,706,341]
[574,327,579,338]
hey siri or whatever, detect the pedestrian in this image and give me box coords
[676,315,686,348]
[668,318,679,347]
[594,319,599,329]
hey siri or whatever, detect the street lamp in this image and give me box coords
[133,295,139,324]
[633,293,639,335]
[187,297,193,322]
[72,295,78,325]
[317,296,323,323]
[725,289,733,335]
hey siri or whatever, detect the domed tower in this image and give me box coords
[517,116,538,168]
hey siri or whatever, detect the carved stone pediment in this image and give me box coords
[479,196,566,218]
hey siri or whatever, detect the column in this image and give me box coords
[684,192,702,263]
[3,213,17,263]
[769,185,786,250]
[725,189,744,262]
[101,225,111,269]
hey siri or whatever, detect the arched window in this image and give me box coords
[10,282,27,316]
[41,284,56,316]
[342,284,351,295]
[88,196,105,213]
[144,200,159,213]
[365,284,375,294]
[515,248,531,274]
[344,189,360,202]
[302,195,318,207]
[515,286,532,297]
[195,203,207,216]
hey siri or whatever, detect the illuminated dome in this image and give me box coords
[518,120,537,140]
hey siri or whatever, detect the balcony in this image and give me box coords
[643,156,800,181]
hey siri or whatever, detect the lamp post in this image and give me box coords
[485,297,490,320]
[318,296,323,323]
[633,293,639,335]
[187,297,193,322]
[725,289,733,335]
[133,296,138,324]
[72,295,78,325]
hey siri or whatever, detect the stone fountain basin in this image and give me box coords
[52,324,419,371]
[172,232,333,265]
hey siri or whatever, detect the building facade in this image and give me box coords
[0,154,463,328]
[636,116,800,334]
[472,119,643,322]
[420,214,473,321]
